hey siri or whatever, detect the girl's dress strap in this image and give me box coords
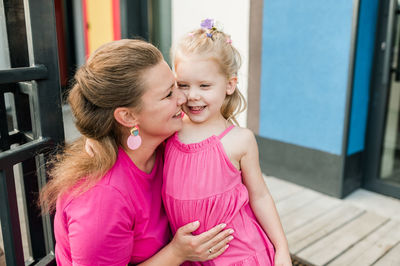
[217,125,235,139]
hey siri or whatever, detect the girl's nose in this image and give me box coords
[187,88,199,101]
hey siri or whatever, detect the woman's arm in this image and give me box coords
[139,221,233,265]
[239,130,291,266]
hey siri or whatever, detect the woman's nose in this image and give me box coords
[176,88,187,105]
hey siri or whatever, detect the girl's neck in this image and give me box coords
[179,115,231,143]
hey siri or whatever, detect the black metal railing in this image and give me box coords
[0,0,64,265]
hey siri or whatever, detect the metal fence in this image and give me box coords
[0,0,64,265]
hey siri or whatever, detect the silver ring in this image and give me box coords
[208,248,212,254]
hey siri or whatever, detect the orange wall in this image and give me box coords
[83,0,120,56]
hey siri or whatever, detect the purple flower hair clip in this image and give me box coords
[201,18,217,39]
[201,18,214,30]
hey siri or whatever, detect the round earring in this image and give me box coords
[127,126,142,150]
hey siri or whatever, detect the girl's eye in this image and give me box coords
[178,84,188,89]
[200,84,210,88]
[166,91,173,98]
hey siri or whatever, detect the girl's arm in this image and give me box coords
[239,130,291,266]
[139,221,233,265]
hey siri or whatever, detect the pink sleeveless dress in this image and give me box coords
[163,126,275,266]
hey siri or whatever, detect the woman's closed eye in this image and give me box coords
[165,91,173,98]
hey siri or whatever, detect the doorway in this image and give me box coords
[365,0,400,199]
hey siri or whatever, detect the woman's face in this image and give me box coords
[135,60,186,139]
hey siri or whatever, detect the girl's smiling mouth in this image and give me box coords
[188,106,206,114]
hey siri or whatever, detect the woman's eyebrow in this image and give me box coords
[163,81,176,94]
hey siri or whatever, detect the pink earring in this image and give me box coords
[127,126,142,150]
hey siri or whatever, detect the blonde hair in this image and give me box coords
[172,27,247,125]
[40,39,163,213]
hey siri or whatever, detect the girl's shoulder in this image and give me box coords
[226,126,256,142]
[221,126,257,158]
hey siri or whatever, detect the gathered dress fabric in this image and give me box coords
[54,147,170,265]
[163,126,275,265]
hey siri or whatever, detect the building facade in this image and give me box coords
[42,0,400,199]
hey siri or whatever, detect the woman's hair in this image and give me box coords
[39,39,163,213]
[172,26,247,125]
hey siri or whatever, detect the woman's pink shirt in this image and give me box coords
[54,147,170,265]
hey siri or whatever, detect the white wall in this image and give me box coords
[171,0,250,127]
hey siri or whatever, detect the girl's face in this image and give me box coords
[135,60,186,138]
[175,55,234,124]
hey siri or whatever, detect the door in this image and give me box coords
[365,0,400,199]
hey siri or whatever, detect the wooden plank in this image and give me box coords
[276,188,321,217]
[344,189,400,221]
[281,195,341,234]
[328,220,400,266]
[263,176,304,202]
[297,212,388,266]
[373,242,400,266]
[287,204,364,254]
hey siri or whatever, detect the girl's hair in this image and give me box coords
[39,39,163,213]
[172,27,247,125]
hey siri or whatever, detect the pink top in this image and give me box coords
[163,126,275,265]
[54,147,170,265]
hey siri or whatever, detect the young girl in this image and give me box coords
[162,19,291,265]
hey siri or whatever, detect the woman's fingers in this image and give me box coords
[196,223,228,243]
[206,232,233,260]
[177,221,200,235]
[196,224,234,251]
[207,243,230,260]
[172,221,234,262]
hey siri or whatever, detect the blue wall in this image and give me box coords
[259,1,354,155]
[347,0,379,155]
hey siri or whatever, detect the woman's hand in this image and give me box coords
[274,248,292,266]
[85,138,96,157]
[169,221,234,263]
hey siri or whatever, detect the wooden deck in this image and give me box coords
[264,175,400,266]
[1,173,399,266]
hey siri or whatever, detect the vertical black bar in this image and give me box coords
[0,168,25,266]
[21,157,47,258]
[63,0,77,88]
[24,0,65,262]
[120,0,149,40]
[24,0,65,144]
[4,0,33,135]
[3,0,29,68]
[0,93,10,150]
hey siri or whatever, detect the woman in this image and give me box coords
[39,39,233,265]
